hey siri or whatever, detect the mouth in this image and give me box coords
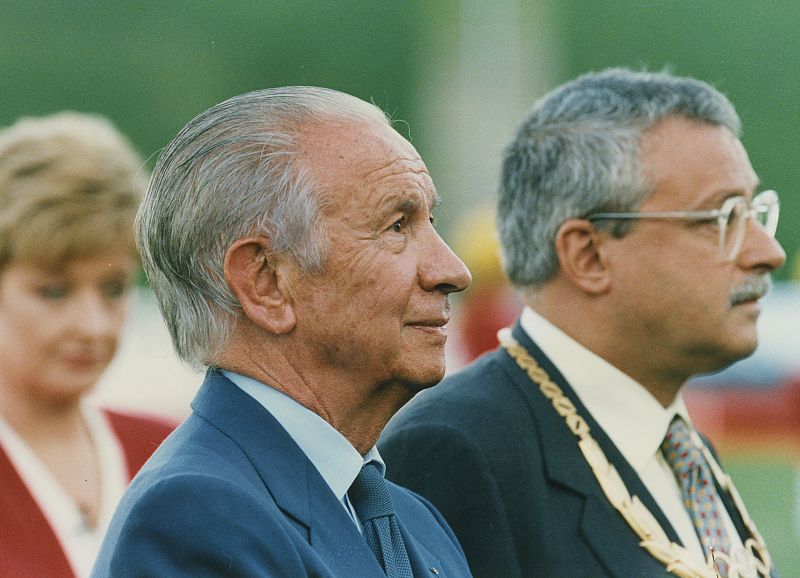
[406,317,450,335]
[62,349,108,367]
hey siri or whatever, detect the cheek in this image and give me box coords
[110,301,131,332]
[337,255,411,307]
[0,305,52,348]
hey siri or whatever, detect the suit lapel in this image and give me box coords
[191,371,312,527]
[190,370,386,577]
[503,323,682,575]
[400,526,446,578]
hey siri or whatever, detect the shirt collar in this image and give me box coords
[222,370,385,500]
[519,307,691,472]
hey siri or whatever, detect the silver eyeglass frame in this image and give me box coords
[584,189,780,261]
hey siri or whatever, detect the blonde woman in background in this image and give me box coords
[0,112,174,577]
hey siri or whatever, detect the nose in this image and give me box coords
[419,228,472,294]
[69,290,119,339]
[736,219,786,273]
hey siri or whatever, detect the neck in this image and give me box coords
[528,290,684,408]
[218,346,412,456]
[328,384,414,455]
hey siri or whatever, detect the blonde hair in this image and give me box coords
[0,111,148,270]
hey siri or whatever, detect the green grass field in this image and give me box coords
[724,456,799,574]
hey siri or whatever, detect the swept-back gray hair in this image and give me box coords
[498,67,741,289]
[136,87,389,369]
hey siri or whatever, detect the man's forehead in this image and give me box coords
[299,117,433,200]
[640,117,757,207]
[299,116,409,159]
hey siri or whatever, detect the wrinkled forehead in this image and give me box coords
[298,117,434,205]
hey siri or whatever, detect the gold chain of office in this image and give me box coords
[497,328,773,578]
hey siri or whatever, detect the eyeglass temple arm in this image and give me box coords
[585,209,723,221]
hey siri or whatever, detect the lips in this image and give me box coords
[61,347,109,367]
[63,355,106,366]
[407,318,449,328]
[406,317,450,338]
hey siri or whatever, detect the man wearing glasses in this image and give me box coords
[380,68,784,578]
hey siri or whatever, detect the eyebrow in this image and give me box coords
[697,184,759,210]
[388,195,422,217]
[375,190,439,219]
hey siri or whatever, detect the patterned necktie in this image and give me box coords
[661,416,731,576]
[348,462,414,578]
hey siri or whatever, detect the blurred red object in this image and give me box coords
[455,284,522,362]
[684,378,800,459]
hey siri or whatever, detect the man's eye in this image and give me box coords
[391,217,408,233]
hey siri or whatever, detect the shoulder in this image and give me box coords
[95,413,314,577]
[380,347,547,502]
[383,348,533,441]
[120,468,279,526]
[96,468,301,577]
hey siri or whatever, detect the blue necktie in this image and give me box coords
[348,462,414,578]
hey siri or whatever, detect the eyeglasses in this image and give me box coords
[585,190,780,261]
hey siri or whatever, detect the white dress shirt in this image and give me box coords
[520,307,745,564]
[0,403,129,578]
[223,370,383,531]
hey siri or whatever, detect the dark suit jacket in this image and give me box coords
[380,322,772,578]
[0,410,174,578]
[92,370,472,578]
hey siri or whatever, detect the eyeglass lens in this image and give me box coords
[721,192,779,261]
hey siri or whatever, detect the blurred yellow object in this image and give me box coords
[451,204,505,287]
[791,249,800,282]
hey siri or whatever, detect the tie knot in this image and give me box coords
[349,462,394,523]
[661,417,704,475]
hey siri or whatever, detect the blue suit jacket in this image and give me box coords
[93,371,471,577]
[380,323,774,578]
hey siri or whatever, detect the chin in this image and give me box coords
[399,366,446,394]
[704,339,759,374]
[51,369,103,397]
[730,328,760,358]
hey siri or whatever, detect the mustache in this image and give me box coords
[729,275,772,306]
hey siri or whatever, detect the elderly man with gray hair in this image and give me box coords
[380,68,783,578]
[92,87,473,577]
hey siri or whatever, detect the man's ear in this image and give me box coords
[554,219,612,295]
[224,237,296,334]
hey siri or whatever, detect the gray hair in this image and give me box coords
[498,67,741,288]
[136,87,389,369]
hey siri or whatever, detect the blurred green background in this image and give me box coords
[3,0,797,571]
[4,1,799,269]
